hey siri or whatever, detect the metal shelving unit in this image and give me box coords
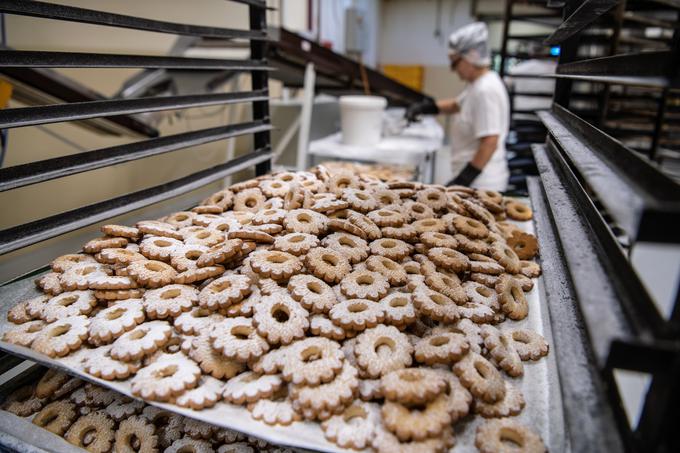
[0,5,275,447]
[0,0,273,258]
[531,1,680,451]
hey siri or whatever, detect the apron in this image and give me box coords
[449,75,509,192]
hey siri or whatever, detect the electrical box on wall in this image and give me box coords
[344,6,366,55]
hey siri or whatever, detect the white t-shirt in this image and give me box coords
[449,70,510,191]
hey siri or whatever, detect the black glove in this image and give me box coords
[447,163,482,187]
[405,97,439,122]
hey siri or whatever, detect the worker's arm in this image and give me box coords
[470,135,498,168]
[449,135,499,186]
[436,98,460,114]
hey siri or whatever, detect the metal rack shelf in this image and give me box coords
[0,0,273,260]
[531,1,680,451]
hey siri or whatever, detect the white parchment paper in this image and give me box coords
[0,201,565,452]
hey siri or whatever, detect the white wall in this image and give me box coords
[379,0,474,66]
[318,0,380,67]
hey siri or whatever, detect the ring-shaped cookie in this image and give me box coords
[131,352,201,401]
[183,228,224,247]
[402,201,434,221]
[252,293,309,345]
[321,400,380,450]
[210,316,270,362]
[341,188,378,212]
[291,362,359,413]
[348,212,382,240]
[305,247,351,284]
[143,284,198,319]
[496,274,528,320]
[113,416,158,453]
[32,315,89,357]
[508,329,549,360]
[424,271,468,304]
[329,298,385,331]
[419,231,457,249]
[32,400,77,435]
[378,292,416,326]
[365,255,407,286]
[354,325,413,379]
[196,239,243,267]
[413,287,460,323]
[41,290,97,323]
[282,337,344,385]
[475,418,545,453]
[110,320,172,362]
[412,218,446,234]
[136,221,183,240]
[165,211,195,228]
[198,274,252,310]
[273,232,319,256]
[453,216,489,239]
[367,209,405,227]
[380,368,446,405]
[64,411,115,453]
[322,232,369,264]
[138,237,184,262]
[489,242,522,274]
[233,188,266,213]
[414,331,470,365]
[369,238,411,261]
[51,253,98,273]
[328,174,359,196]
[252,208,286,226]
[416,187,448,211]
[259,179,291,198]
[222,371,283,405]
[381,393,452,442]
[505,200,533,221]
[507,231,539,260]
[88,299,145,345]
[427,247,470,273]
[127,260,178,288]
[249,250,303,282]
[283,209,328,235]
[340,270,389,301]
[481,325,524,377]
[288,274,337,313]
[60,263,112,291]
[453,352,505,403]
[201,189,234,210]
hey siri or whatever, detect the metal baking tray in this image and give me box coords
[0,364,89,453]
[0,212,566,452]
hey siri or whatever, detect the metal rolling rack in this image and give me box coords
[0,0,272,385]
[530,0,680,451]
[545,0,680,173]
[0,0,273,257]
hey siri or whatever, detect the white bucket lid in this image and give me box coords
[339,95,387,109]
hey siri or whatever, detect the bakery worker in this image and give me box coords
[406,22,510,191]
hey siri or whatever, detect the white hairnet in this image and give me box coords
[448,22,490,67]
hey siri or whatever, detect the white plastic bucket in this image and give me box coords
[339,95,387,146]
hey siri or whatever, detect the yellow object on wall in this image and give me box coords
[381,65,424,91]
[0,80,13,109]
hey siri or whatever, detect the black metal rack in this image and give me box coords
[482,0,564,192]
[545,0,680,174]
[530,1,680,451]
[0,0,273,259]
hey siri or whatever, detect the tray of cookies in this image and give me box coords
[0,365,298,452]
[0,167,564,452]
